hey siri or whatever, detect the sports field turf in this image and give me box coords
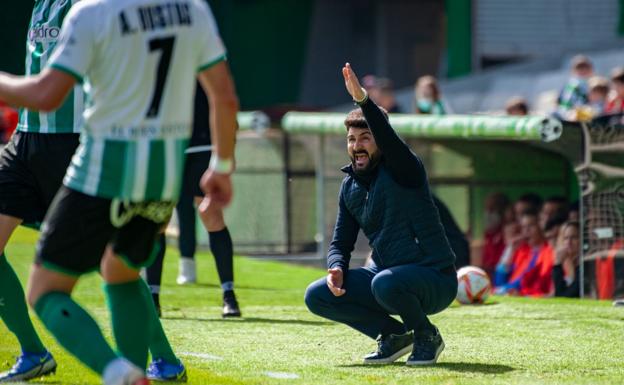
[1,227,623,385]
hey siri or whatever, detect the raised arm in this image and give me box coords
[342,63,425,188]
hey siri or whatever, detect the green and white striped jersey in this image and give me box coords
[18,0,84,134]
[48,0,226,201]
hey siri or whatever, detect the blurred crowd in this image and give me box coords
[362,54,624,123]
[480,192,623,299]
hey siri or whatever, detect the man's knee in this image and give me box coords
[304,278,330,315]
[371,271,402,302]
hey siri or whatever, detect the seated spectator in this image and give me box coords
[553,221,580,297]
[505,97,529,116]
[539,195,568,230]
[494,209,553,297]
[514,193,543,221]
[543,213,568,248]
[595,238,624,300]
[587,76,610,117]
[482,192,512,278]
[557,55,593,120]
[414,75,447,115]
[605,67,624,115]
[362,75,402,113]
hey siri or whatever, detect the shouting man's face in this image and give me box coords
[347,127,380,175]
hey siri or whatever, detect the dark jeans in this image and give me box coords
[305,262,457,339]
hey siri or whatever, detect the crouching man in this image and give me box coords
[305,63,457,366]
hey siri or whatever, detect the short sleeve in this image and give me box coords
[195,2,227,72]
[48,3,96,83]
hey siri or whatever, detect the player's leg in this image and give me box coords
[111,208,186,382]
[370,263,457,365]
[305,265,413,363]
[196,196,240,317]
[28,187,146,384]
[176,193,197,284]
[144,233,166,316]
[0,133,59,382]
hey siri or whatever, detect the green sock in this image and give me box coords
[104,279,150,369]
[0,253,46,354]
[34,291,117,374]
[141,280,178,363]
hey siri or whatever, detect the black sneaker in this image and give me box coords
[222,290,241,317]
[406,327,445,366]
[363,332,413,364]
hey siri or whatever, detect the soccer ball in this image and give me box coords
[456,266,491,304]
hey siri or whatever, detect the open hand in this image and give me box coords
[326,268,346,296]
[342,63,367,102]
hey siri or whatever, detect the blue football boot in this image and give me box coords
[146,358,187,382]
[0,350,57,382]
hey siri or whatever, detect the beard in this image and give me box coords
[349,150,381,175]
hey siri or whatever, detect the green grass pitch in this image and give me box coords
[1,227,623,385]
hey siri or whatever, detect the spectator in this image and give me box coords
[361,75,402,113]
[605,67,624,115]
[482,192,512,278]
[543,213,568,249]
[557,55,593,120]
[414,75,447,115]
[587,76,610,117]
[539,196,568,230]
[505,97,529,116]
[553,221,581,298]
[514,193,543,222]
[494,209,553,297]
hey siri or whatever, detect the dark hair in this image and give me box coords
[520,207,540,218]
[562,220,580,231]
[505,97,529,115]
[544,211,568,232]
[517,193,543,210]
[344,106,389,131]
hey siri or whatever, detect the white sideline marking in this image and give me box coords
[179,352,223,361]
[265,372,300,379]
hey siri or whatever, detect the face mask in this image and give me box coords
[417,99,432,113]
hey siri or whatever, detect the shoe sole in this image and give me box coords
[406,341,445,366]
[362,344,413,365]
[222,312,242,318]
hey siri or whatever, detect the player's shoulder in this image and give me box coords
[66,0,108,20]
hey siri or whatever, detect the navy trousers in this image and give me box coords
[305,262,457,339]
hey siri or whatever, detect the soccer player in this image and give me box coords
[305,63,457,365]
[145,84,241,318]
[0,1,238,384]
[0,0,83,381]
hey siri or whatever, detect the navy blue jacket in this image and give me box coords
[327,98,456,270]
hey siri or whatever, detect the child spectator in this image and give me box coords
[414,75,447,115]
[482,192,512,278]
[587,76,610,117]
[605,67,624,115]
[557,55,594,120]
[539,196,568,230]
[505,97,529,116]
[553,221,581,297]
[495,210,553,297]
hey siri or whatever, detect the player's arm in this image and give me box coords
[0,68,75,112]
[342,63,426,188]
[197,61,239,166]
